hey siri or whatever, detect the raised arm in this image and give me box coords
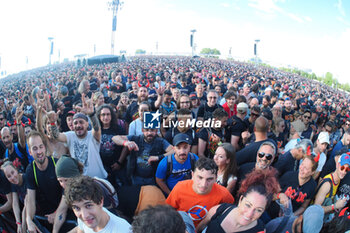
[81,93,101,142]
[15,102,26,149]
[48,111,67,143]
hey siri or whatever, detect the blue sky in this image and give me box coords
[0,0,349,84]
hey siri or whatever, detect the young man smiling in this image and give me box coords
[65,176,130,233]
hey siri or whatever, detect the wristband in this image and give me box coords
[50,122,56,126]
[332,204,335,212]
[123,140,128,147]
[277,193,281,199]
[16,222,21,225]
[116,161,122,166]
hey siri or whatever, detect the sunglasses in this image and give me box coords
[340,165,350,172]
[303,115,311,119]
[258,152,273,160]
[0,118,4,121]
[251,113,260,117]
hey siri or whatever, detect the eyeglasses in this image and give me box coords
[251,113,260,117]
[303,115,311,119]
[340,165,350,172]
[346,123,350,126]
[180,101,190,104]
[258,152,273,160]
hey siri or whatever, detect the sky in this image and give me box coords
[0,0,349,84]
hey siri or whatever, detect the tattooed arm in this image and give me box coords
[89,111,101,142]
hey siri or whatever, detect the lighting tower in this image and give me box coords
[190,29,196,56]
[108,0,123,55]
[48,37,54,65]
[254,39,260,63]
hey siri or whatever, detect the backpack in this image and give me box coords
[93,177,119,209]
[5,143,34,163]
[165,153,196,179]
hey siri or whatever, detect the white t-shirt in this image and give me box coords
[216,173,237,187]
[77,208,131,233]
[128,118,143,136]
[65,131,107,179]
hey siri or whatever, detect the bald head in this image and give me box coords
[254,116,269,133]
[1,127,11,136]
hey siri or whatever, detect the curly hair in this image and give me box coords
[238,168,281,207]
[97,104,120,132]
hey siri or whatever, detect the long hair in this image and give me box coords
[219,143,238,186]
[238,168,280,207]
[97,104,119,132]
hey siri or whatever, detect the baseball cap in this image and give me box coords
[243,83,250,88]
[189,92,198,100]
[237,102,248,114]
[317,132,330,144]
[170,82,177,88]
[164,90,172,96]
[73,113,88,122]
[338,153,350,166]
[173,133,192,146]
[302,205,324,233]
[265,87,273,92]
[67,110,76,117]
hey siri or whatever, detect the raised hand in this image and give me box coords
[81,93,94,116]
[15,102,25,122]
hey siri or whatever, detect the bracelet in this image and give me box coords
[123,140,128,146]
[116,161,122,166]
[277,193,281,199]
[50,122,56,126]
[16,222,21,225]
[332,204,335,212]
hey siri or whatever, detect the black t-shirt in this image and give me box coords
[0,140,6,159]
[100,126,126,171]
[206,203,265,233]
[236,139,277,166]
[0,170,11,195]
[301,125,313,139]
[320,157,336,179]
[61,96,73,109]
[125,100,156,124]
[273,151,298,177]
[25,157,62,214]
[337,173,350,207]
[279,171,317,211]
[197,103,223,120]
[229,115,248,137]
[237,162,255,183]
[6,143,29,173]
[197,127,225,158]
[164,127,198,146]
[282,109,295,122]
[11,174,27,204]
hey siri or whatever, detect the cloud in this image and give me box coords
[220,3,230,8]
[337,16,350,26]
[335,0,346,17]
[248,0,309,23]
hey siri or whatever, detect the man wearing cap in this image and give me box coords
[228,102,248,150]
[266,204,324,233]
[106,85,121,107]
[314,153,350,222]
[312,131,329,179]
[189,92,200,116]
[49,94,107,179]
[156,133,199,195]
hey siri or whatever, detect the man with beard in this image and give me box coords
[282,98,295,122]
[25,131,65,233]
[50,94,107,179]
[237,141,277,182]
[156,133,199,195]
[125,85,165,124]
[113,127,174,186]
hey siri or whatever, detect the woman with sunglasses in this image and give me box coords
[198,168,280,233]
[314,153,350,222]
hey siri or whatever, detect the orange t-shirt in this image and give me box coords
[166,180,234,227]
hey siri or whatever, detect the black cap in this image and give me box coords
[173,133,192,146]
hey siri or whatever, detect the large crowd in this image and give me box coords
[0,56,350,233]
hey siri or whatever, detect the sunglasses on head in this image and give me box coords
[258,152,273,160]
[340,165,350,172]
